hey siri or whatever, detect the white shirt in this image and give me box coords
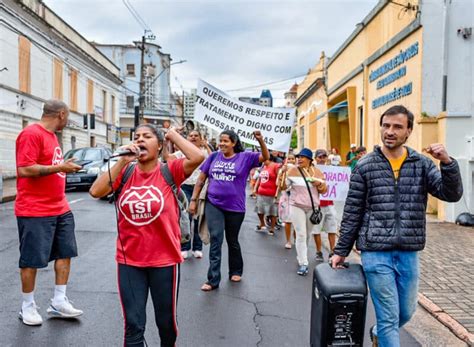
[173,148,209,185]
[328,154,341,166]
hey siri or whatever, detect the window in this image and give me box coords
[126,64,135,76]
[70,69,78,111]
[111,95,116,124]
[71,136,76,150]
[102,90,107,122]
[83,148,102,161]
[53,58,63,100]
[18,36,31,93]
[126,95,135,109]
[87,79,94,113]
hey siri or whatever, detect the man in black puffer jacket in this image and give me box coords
[331,105,463,347]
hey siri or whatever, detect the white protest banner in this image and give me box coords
[194,79,295,152]
[315,165,352,202]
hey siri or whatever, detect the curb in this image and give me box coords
[1,194,16,203]
[418,293,474,346]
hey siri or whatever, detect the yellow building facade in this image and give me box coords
[295,0,471,218]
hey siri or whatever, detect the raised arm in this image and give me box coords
[165,128,205,177]
[254,131,270,163]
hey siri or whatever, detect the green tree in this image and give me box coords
[290,129,298,149]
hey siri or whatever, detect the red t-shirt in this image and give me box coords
[319,200,334,207]
[113,159,186,267]
[257,162,281,197]
[15,124,70,217]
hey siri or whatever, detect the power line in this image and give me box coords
[121,0,149,31]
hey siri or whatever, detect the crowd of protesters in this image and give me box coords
[14,99,463,347]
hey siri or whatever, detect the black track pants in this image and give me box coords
[118,264,180,347]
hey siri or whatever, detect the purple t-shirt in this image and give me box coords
[201,151,260,212]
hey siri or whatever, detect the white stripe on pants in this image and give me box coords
[289,205,315,266]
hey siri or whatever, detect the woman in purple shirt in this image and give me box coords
[189,130,269,291]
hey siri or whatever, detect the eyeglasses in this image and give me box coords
[317,155,327,159]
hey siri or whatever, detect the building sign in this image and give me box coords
[376,66,406,90]
[369,42,418,82]
[372,82,413,109]
[194,79,295,152]
[370,41,418,109]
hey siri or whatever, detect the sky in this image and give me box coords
[45,0,379,106]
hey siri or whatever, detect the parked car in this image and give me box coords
[64,147,112,190]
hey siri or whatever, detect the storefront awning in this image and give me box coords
[311,100,348,124]
[327,100,348,113]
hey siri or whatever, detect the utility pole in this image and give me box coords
[138,34,146,122]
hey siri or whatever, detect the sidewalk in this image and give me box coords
[417,219,474,345]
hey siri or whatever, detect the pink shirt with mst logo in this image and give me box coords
[113,158,186,267]
[15,124,70,217]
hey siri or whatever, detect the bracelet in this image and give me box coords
[190,198,197,202]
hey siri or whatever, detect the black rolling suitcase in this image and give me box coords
[310,263,367,347]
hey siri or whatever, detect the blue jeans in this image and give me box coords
[361,251,419,347]
[180,184,202,252]
[205,202,245,287]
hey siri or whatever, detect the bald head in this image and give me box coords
[43,99,68,117]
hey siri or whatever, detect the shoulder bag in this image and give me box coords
[297,166,323,225]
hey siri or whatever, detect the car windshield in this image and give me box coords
[83,149,103,161]
[64,149,84,160]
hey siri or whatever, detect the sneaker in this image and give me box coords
[181,250,190,259]
[47,297,83,318]
[296,265,309,276]
[315,251,324,262]
[369,325,378,347]
[19,302,43,326]
[193,250,203,259]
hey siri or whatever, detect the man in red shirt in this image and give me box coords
[15,100,83,326]
[312,149,338,261]
[254,156,281,235]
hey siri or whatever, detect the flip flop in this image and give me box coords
[201,282,218,291]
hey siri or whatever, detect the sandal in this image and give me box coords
[230,275,242,282]
[284,242,292,249]
[201,282,219,291]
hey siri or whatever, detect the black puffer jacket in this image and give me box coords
[334,146,463,257]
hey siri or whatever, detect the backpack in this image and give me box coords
[110,162,191,244]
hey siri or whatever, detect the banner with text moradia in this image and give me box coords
[194,79,295,152]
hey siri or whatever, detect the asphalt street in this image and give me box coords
[0,191,454,346]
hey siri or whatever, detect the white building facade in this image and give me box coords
[420,0,474,221]
[0,0,121,179]
[94,42,176,142]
